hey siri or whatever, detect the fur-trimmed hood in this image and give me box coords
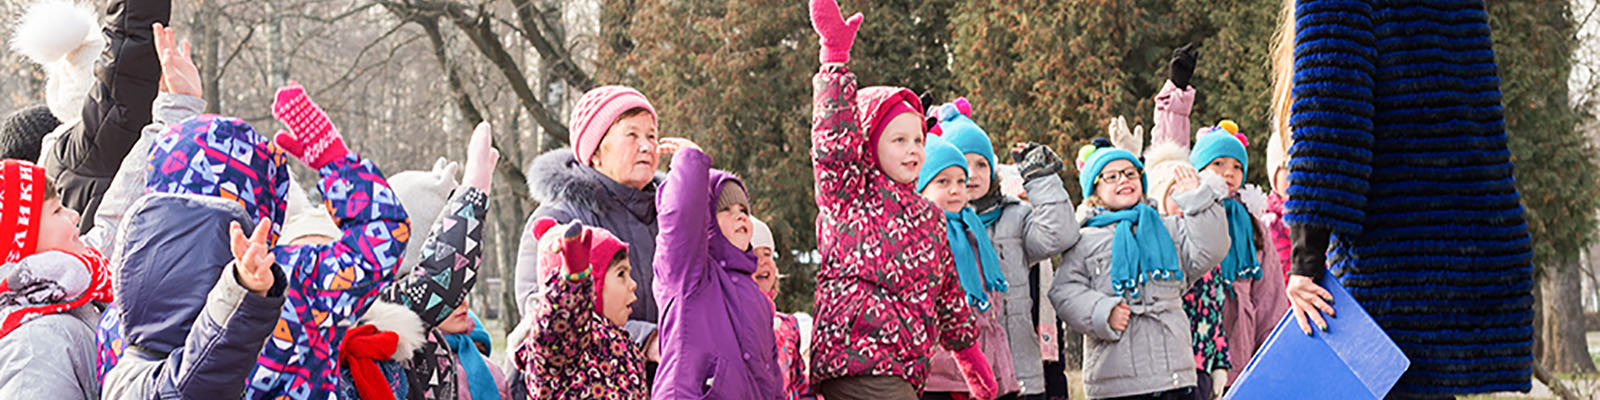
[356,301,428,362]
[526,148,664,221]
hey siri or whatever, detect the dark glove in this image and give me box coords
[1169,42,1199,89]
[1011,142,1064,180]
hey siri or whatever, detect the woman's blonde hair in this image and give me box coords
[1269,0,1296,154]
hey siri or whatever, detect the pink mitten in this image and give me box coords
[272,83,350,169]
[953,345,998,400]
[809,0,863,65]
[560,222,591,277]
[461,122,499,193]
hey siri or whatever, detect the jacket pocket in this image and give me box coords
[697,356,726,399]
[1081,335,1134,383]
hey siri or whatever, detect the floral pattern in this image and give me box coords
[515,270,647,400]
[1183,266,1231,372]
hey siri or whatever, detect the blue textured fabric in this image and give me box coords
[446,313,499,400]
[1077,148,1146,198]
[1191,131,1249,178]
[1217,199,1261,282]
[1287,0,1534,395]
[917,135,970,193]
[943,207,1008,312]
[1083,203,1180,298]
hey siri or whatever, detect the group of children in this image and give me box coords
[0,0,1302,399]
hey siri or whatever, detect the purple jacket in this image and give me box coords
[652,148,782,399]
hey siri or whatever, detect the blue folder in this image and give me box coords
[1223,273,1410,400]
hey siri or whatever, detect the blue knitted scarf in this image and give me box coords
[946,207,1007,311]
[1084,203,1181,297]
[1218,199,1261,283]
[444,313,500,400]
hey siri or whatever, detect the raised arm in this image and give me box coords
[652,143,714,297]
[1010,143,1079,263]
[381,123,496,327]
[809,0,871,213]
[1164,171,1231,284]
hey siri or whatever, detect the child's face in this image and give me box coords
[1272,166,1289,197]
[751,247,778,299]
[875,113,926,185]
[964,154,992,201]
[1202,157,1245,193]
[921,166,969,213]
[35,197,86,255]
[437,298,473,335]
[592,114,660,190]
[1094,160,1144,211]
[602,258,638,327]
[717,203,753,251]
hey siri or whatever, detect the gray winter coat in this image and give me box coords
[1049,172,1230,399]
[0,288,102,400]
[515,149,664,343]
[980,173,1079,395]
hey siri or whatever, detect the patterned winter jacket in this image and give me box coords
[243,154,410,400]
[808,65,978,389]
[515,263,648,399]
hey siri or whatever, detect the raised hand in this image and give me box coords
[230,218,277,296]
[559,222,591,277]
[1010,142,1064,180]
[657,137,701,156]
[1108,116,1145,157]
[1170,42,1200,89]
[153,23,201,98]
[810,0,863,65]
[461,122,498,193]
[272,83,351,169]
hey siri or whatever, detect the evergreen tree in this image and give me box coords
[595,0,958,312]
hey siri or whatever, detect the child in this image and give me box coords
[339,122,500,400]
[652,139,782,398]
[750,217,817,400]
[806,0,994,397]
[0,159,114,400]
[917,135,1013,399]
[1048,145,1229,400]
[99,193,287,399]
[515,219,647,399]
[1143,139,1231,399]
[932,99,1080,399]
[129,82,410,399]
[1188,126,1287,389]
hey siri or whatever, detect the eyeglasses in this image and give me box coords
[1096,168,1142,185]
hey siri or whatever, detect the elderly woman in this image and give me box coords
[515,86,665,354]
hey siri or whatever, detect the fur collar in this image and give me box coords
[526,148,664,218]
[357,301,428,361]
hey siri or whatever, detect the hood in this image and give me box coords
[708,170,757,274]
[147,115,291,243]
[855,86,924,167]
[113,193,255,355]
[526,148,662,223]
[356,301,428,362]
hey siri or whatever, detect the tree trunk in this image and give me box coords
[1539,257,1598,374]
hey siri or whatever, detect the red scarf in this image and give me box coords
[0,248,114,338]
[340,324,399,400]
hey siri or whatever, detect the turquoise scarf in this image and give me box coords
[1218,199,1261,282]
[946,207,1008,311]
[1084,203,1182,297]
[444,313,500,400]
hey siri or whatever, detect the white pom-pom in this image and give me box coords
[11,1,100,66]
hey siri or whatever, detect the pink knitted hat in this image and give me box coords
[570,86,658,166]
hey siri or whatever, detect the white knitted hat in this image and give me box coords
[388,158,460,276]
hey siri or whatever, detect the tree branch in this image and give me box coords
[507,0,595,91]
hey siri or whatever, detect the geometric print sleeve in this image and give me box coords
[380,186,489,327]
[273,154,410,321]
